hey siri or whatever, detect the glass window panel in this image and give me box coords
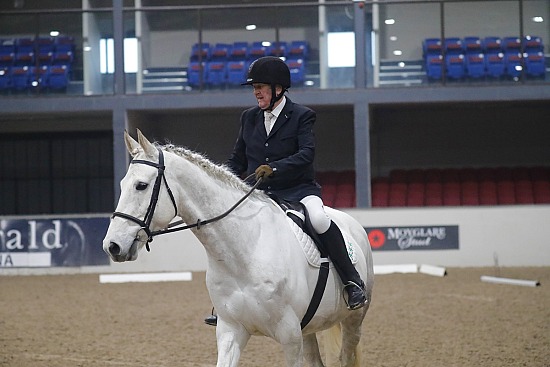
[377,2,441,88]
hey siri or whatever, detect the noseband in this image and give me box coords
[111,148,178,249]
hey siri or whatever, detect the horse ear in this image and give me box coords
[124,130,141,157]
[137,129,157,158]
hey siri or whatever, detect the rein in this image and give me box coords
[112,147,262,251]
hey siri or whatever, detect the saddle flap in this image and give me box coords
[286,217,357,267]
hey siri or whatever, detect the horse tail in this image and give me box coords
[323,323,342,365]
[321,323,362,367]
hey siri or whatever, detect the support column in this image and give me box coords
[113,0,125,95]
[112,104,128,204]
[354,99,371,208]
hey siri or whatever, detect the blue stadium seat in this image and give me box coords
[445,54,465,79]
[483,37,502,54]
[286,58,305,85]
[0,39,15,66]
[249,42,268,61]
[187,61,206,87]
[48,65,69,90]
[37,37,55,53]
[190,43,211,61]
[523,35,543,54]
[227,60,247,85]
[230,42,248,60]
[33,65,50,89]
[14,38,35,66]
[444,37,463,55]
[425,54,443,79]
[268,41,287,58]
[38,50,53,65]
[53,50,74,65]
[524,52,545,77]
[15,37,34,53]
[287,40,309,59]
[504,52,522,78]
[0,66,11,90]
[11,65,31,90]
[485,53,505,77]
[465,53,485,78]
[37,37,55,65]
[422,38,442,57]
[15,51,34,66]
[211,43,230,60]
[502,37,521,53]
[206,61,227,86]
[54,36,75,53]
[463,37,482,54]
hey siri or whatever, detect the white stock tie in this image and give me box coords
[264,112,275,135]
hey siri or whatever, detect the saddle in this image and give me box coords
[267,194,327,258]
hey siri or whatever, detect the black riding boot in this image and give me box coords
[204,307,217,326]
[319,221,367,310]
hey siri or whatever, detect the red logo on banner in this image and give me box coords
[368,229,386,249]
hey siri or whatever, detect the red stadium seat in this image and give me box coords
[425,181,443,206]
[497,180,516,204]
[533,181,550,204]
[371,177,389,207]
[515,180,534,204]
[443,182,461,206]
[461,181,479,205]
[479,180,498,205]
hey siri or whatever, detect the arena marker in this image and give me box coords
[373,264,417,275]
[480,275,540,287]
[419,264,447,277]
[99,272,192,284]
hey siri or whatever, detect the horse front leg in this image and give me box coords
[215,320,251,367]
[303,333,325,367]
[277,322,306,367]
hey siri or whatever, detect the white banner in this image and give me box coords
[0,252,51,267]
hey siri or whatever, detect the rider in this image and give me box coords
[204,56,367,326]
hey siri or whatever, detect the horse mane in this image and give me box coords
[160,143,266,200]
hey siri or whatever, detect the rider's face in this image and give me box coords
[252,83,282,111]
[252,83,272,110]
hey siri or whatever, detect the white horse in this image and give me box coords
[103,130,374,367]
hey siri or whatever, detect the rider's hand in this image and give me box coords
[255,165,274,180]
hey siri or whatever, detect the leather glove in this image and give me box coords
[255,164,274,180]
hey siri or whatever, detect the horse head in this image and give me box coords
[102,129,179,262]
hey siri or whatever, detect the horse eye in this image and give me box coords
[136,182,148,191]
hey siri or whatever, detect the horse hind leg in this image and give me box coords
[303,333,325,367]
[339,309,368,367]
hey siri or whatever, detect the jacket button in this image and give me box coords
[265,158,269,162]
[265,143,269,147]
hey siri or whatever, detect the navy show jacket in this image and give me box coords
[227,97,321,201]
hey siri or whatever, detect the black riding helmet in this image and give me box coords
[242,56,291,111]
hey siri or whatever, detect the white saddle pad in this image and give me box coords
[287,217,358,268]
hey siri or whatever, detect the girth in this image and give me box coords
[268,194,330,329]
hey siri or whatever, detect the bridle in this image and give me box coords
[111,147,262,251]
[111,147,178,250]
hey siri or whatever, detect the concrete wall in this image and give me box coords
[4,205,547,276]
[91,204,550,273]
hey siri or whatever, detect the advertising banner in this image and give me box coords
[365,225,459,251]
[0,217,110,268]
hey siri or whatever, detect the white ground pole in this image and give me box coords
[419,264,447,277]
[480,275,540,287]
[99,272,192,284]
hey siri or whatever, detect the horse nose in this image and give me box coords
[108,242,121,256]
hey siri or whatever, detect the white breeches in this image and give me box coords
[300,195,331,234]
